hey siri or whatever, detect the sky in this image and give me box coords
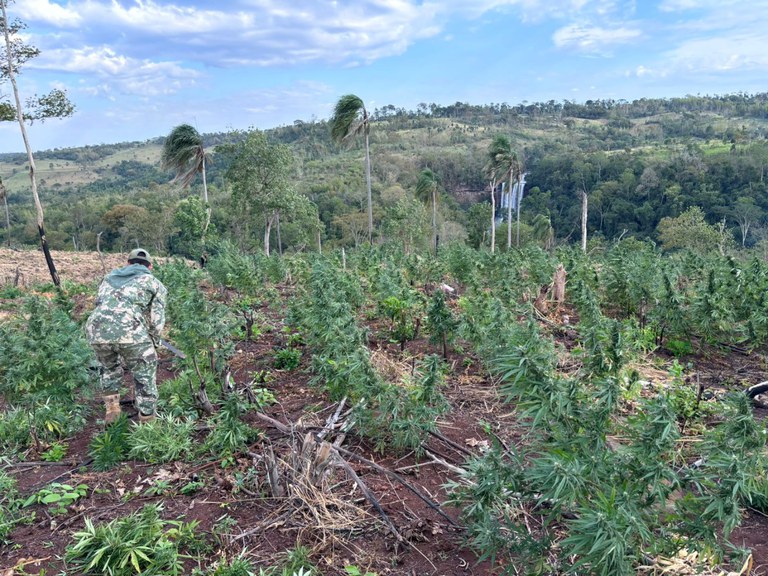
[1,0,767,154]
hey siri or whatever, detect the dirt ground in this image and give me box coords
[1,247,768,575]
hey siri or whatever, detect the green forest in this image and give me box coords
[2,92,768,259]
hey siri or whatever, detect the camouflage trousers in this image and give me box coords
[91,341,158,416]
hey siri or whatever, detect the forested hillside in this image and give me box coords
[1,92,768,257]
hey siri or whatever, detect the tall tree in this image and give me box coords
[161,124,211,234]
[486,135,514,253]
[330,94,373,243]
[1,0,75,286]
[415,168,440,254]
[225,130,297,256]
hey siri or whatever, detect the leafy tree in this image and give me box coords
[657,206,734,255]
[161,124,211,234]
[415,168,440,254]
[1,0,75,286]
[171,196,207,258]
[225,130,297,256]
[330,94,373,243]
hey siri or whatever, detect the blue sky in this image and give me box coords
[1,0,767,153]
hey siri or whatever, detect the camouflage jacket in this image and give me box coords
[85,264,167,345]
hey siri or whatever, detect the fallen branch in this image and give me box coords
[332,448,403,543]
[233,510,292,542]
[317,397,347,442]
[425,450,469,476]
[427,429,474,457]
[252,411,291,434]
[334,445,462,529]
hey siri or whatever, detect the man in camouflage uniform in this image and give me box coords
[86,248,167,424]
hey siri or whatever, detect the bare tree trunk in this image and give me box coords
[264,213,274,257]
[516,173,523,247]
[490,179,496,253]
[276,212,283,256]
[201,157,210,234]
[431,189,437,255]
[581,189,588,253]
[364,122,373,245]
[0,178,10,247]
[507,181,513,249]
[2,2,59,285]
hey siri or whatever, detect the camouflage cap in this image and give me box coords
[128,248,152,266]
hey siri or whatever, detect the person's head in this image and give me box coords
[128,248,152,268]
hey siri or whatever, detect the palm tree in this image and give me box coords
[161,124,211,234]
[330,94,373,243]
[415,168,439,254]
[486,135,514,253]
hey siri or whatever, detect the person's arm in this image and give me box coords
[149,281,168,339]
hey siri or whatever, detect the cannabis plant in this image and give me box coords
[127,415,195,464]
[89,414,131,471]
[65,504,197,576]
[0,295,94,404]
[426,289,458,359]
[204,393,261,460]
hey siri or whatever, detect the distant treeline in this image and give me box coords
[1,92,767,257]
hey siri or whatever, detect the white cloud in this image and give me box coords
[31,46,201,96]
[553,22,641,54]
[13,0,81,27]
[664,34,768,73]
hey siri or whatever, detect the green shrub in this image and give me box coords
[89,414,131,471]
[127,415,195,464]
[23,482,88,515]
[65,504,197,575]
[273,347,301,370]
[0,296,95,404]
[204,395,261,462]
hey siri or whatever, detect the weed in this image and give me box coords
[273,347,301,370]
[127,415,195,464]
[40,441,68,462]
[89,414,131,471]
[65,503,197,576]
[23,482,88,515]
[204,394,260,462]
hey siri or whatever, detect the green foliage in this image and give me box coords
[360,355,449,455]
[208,554,258,576]
[449,304,768,573]
[23,482,88,515]
[204,394,261,461]
[273,347,301,370]
[0,469,22,543]
[657,206,733,255]
[40,441,68,462]
[344,567,378,576]
[277,545,317,576]
[0,400,86,455]
[127,415,195,464]
[426,289,458,358]
[206,240,266,296]
[65,504,198,576]
[157,259,237,375]
[89,414,131,471]
[0,296,94,404]
[171,196,207,259]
